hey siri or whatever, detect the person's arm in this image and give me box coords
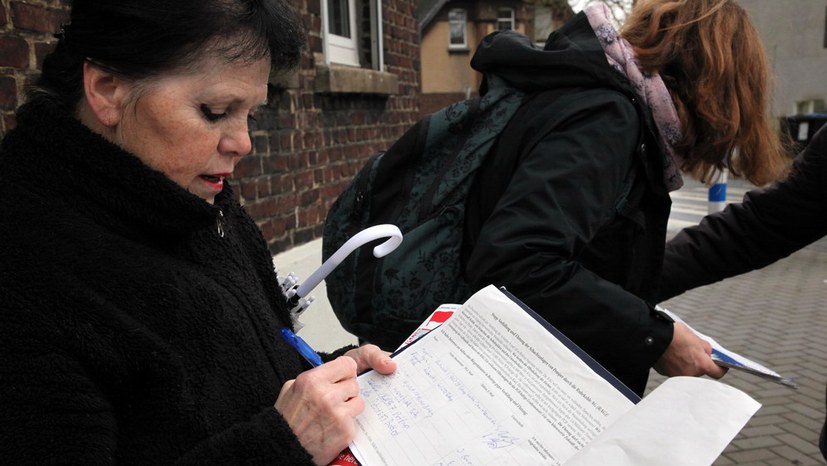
[465,90,672,392]
[0,305,312,465]
[658,125,827,301]
[0,292,393,466]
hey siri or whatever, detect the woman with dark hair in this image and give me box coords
[463,0,787,396]
[0,0,394,464]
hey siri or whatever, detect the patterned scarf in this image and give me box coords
[585,3,685,191]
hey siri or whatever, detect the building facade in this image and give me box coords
[4,0,823,253]
[0,0,421,253]
[416,0,573,116]
[740,0,827,118]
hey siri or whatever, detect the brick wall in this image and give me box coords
[0,0,422,254]
[0,0,69,132]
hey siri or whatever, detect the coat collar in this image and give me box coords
[3,97,230,238]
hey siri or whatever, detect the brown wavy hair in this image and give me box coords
[621,0,788,185]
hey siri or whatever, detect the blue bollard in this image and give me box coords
[708,170,728,213]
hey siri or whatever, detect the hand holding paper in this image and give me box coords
[656,306,798,388]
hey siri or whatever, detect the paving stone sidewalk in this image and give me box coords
[651,237,827,465]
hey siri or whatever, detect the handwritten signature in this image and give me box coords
[482,430,520,449]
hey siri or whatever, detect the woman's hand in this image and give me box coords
[343,343,397,375]
[654,322,728,379]
[275,356,363,465]
[274,347,396,465]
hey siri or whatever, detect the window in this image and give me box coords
[497,8,515,31]
[316,0,397,95]
[795,99,825,114]
[322,0,384,69]
[448,9,468,50]
[324,0,358,66]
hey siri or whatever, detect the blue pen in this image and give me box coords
[280,327,323,367]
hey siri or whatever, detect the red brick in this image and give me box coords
[294,171,314,190]
[0,76,19,111]
[34,40,57,68]
[300,188,320,206]
[274,193,298,214]
[288,152,310,170]
[269,176,284,194]
[262,153,289,173]
[11,3,68,34]
[261,218,290,243]
[255,178,272,198]
[237,179,258,201]
[246,198,278,220]
[0,36,29,68]
[234,156,262,178]
[0,2,8,27]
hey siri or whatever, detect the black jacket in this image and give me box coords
[462,13,674,396]
[658,126,827,299]
[0,98,317,464]
[658,125,827,460]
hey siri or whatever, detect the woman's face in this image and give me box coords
[114,56,270,204]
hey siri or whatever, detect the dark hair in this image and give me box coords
[33,0,305,111]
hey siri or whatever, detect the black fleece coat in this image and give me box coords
[463,13,674,396]
[0,98,318,464]
[658,126,827,461]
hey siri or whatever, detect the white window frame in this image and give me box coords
[497,8,515,31]
[322,0,360,66]
[366,0,384,70]
[448,8,468,50]
[321,0,384,70]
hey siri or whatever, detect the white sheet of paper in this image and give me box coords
[566,376,761,465]
[349,286,761,465]
[349,285,635,465]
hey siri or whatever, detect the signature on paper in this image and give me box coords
[482,430,519,449]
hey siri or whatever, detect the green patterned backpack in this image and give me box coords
[322,76,525,350]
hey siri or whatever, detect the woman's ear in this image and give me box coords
[82,61,129,128]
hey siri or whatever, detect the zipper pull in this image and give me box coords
[216,209,225,238]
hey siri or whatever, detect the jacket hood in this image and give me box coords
[471,12,621,94]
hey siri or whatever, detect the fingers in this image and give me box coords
[676,324,727,378]
[295,358,362,404]
[656,322,732,380]
[700,356,729,379]
[344,344,397,375]
[274,351,394,464]
[275,357,365,465]
[314,355,358,383]
[705,363,729,379]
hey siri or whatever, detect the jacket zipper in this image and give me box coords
[216,209,225,238]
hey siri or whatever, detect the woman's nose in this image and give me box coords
[218,119,253,157]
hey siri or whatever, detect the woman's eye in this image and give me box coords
[200,105,226,122]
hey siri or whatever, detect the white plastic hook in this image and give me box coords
[294,224,403,299]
